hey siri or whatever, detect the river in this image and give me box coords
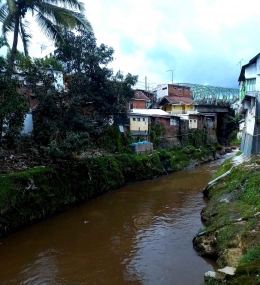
[0,158,226,285]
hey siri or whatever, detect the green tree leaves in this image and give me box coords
[33,30,138,158]
[0,58,28,147]
[0,0,91,66]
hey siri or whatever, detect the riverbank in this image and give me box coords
[0,145,216,238]
[193,152,260,285]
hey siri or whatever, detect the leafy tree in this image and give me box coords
[149,123,165,148]
[0,57,28,147]
[0,35,8,48]
[33,30,138,158]
[0,0,92,67]
[34,56,63,71]
[228,113,243,129]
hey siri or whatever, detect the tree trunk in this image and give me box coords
[9,13,20,68]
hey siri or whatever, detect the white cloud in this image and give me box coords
[194,0,260,32]
[161,30,193,53]
[2,0,259,89]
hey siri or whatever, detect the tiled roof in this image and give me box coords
[134,90,150,101]
[160,95,194,105]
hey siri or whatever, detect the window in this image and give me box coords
[133,118,136,121]
[246,78,256,91]
[137,118,140,121]
[170,118,177,126]
[143,118,145,121]
[162,87,167,90]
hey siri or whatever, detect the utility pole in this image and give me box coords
[145,76,147,91]
[166,70,173,84]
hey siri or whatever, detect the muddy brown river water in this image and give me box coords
[0,157,228,285]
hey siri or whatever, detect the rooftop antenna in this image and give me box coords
[237,58,243,69]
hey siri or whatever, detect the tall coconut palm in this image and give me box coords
[0,0,91,67]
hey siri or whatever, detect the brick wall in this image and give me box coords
[168,85,191,98]
[152,116,179,138]
[127,99,147,110]
[132,100,146,109]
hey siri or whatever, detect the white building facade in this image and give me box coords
[238,53,260,156]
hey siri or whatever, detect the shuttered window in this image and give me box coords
[246,78,256,91]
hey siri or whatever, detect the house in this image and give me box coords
[128,108,181,147]
[159,95,195,115]
[128,90,151,110]
[17,68,65,135]
[238,53,260,156]
[188,113,206,130]
[157,84,191,100]
[129,110,150,139]
[156,83,195,115]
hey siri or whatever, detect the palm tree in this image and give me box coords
[0,0,91,67]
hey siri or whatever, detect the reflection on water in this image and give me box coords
[0,158,226,285]
[20,249,60,285]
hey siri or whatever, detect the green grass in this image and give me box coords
[199,155,260,284]
[212,157,233,179]
[240,246,260,265]
[0,146,214,237]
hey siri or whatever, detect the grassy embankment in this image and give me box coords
[197,152,260,285]
[0,145,211,237]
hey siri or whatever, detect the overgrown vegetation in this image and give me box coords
[0,56,28,148]
[197,154,260,285]
[31,30,138,158]
[0,146,214,237]
[149,123,165,147]
[0,30,138,157]
[212,156,233,179]
[227,130,242,146]
[182,129,208,147]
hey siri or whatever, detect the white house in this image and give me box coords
[238,53,260,156]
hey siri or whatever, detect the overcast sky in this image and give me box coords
[7,0,260,90]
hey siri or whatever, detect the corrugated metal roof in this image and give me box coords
[130,108,170,116]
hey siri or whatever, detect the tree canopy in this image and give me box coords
[0,55,28,148]
[34,56,63,71]
[0,0,92,66]
[33,30,138,158]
